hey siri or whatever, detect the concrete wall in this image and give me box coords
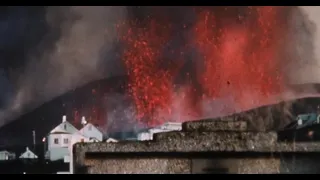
[84,158,190,174]
[79,154,320,174]
[81,156,281,174]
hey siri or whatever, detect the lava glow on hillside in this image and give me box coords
[70,6,308,128]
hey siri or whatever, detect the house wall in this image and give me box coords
[137,132,151,141]
[0,151,9,161]
[0,151,15,161]
[81,124,103,141]
[48,134,72,161]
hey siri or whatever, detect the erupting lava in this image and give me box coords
[121,6,291,126]
[122,19,177,126]
[195,7,286,111]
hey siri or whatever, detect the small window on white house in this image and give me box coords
[54,138,59,144]
[88,124,92,131]
[63,138,69,144]
[64,124,67,130]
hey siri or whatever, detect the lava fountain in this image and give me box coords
[117,6,320,127]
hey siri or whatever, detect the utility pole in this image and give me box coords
[42,137,46,160]
[32,130,36,151]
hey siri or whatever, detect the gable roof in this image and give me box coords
[50,120,79,134]
[106,138,118,143]
[80,123,103,134]
[19,147,38,159]
[0,150,11,154]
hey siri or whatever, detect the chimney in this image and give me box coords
[81,116,87,126]
[62,115,67,123]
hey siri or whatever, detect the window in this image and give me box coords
[88,125,92,131]
[64,124,67,130]
[54,138,59,144]
[63,138,69,144]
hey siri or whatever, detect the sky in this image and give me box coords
[0,7,46,108]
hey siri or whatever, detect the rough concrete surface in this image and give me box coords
[182,119,247,132]
[85,158,190,174]
[73,105,320,174]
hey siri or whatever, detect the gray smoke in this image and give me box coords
[0,6,128,127]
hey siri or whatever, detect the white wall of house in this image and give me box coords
[137,132,152,141]
[80,123,103,141]
[0,151,15,161]
[47,116,80,161]
[48,133,72,148]
[47,133,73,161]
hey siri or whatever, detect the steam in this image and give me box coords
[103,93,143,135]
[0,6,128,127]
[283,6,320,92]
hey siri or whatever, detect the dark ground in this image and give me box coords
[0,159,68,174]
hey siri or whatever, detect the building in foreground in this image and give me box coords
[72,116,320,174]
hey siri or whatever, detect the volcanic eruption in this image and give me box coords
[113,6,318,127]
[1,6,320,135]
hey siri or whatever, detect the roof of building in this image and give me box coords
[50,119,79,135]
[297,113,318,121]
[106,138,118,143]
[80,123,103,134]
[19,147,38,159]
[0,150,12,154]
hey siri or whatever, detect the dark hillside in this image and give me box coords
[0,75,127,147]
[1,79,320,146]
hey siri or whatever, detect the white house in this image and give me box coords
[79,121,103,142]
[0,150,16,161]
[137,122,182,141]
[19,147,38,159]
[106,138,118,143]
[46,115,103,162]
[46,115,80,161]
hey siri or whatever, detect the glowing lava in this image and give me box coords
[121,19,177,126]
[195,6,287,111]
[120,6,291,126]
[68,6,299,129]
